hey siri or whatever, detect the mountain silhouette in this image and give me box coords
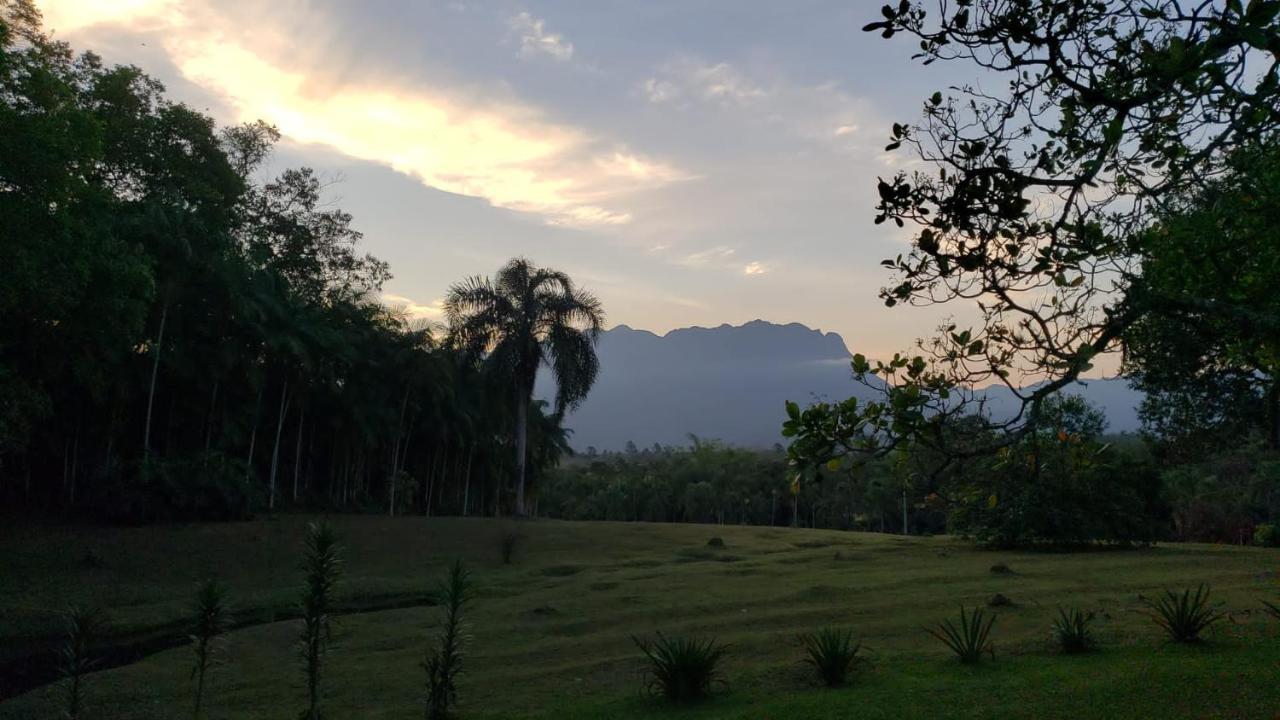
[538,320,1142,451]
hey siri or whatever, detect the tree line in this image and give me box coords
[0,3,596,523]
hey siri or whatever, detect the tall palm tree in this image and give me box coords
[445,258,603,516]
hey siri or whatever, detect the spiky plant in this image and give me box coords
[298,521,341,720]
[798,628,864,687]
[190,578,232,718]
[59,605,105,720]
[423,560,472,720]
[1262,598,1280,621]
[633,633,727,703]
[927,606,996,663]
[1147,585,1224,643]
[1051,607,1096,654]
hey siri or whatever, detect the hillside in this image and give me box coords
[2,517,1279,719]
[541,320,1142,451]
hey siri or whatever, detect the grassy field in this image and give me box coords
[2,516,1280,718]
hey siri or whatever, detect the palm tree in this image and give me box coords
[445,258,603,516]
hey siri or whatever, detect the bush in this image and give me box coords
[799,628,864,687]
[85,453,259,524]
[1254,523,1279,547]
[424,560,471,720]
[928,606,995,663]
[1147,585,1224,643]
[1051,607,1096,654]
[633,633,727,703]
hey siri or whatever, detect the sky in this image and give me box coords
[35,0,987,360]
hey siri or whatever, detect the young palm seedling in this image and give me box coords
[928,606,996,663]
[423,560,472,720]
[60,605,105,720]
[299,521,341,720]
[1147,585,1224,643]
[633,633,727,703]
[1051,607,1096,654]
[798,627,865,687]
[190,578,232,718]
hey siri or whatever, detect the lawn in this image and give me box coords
[2,516,1279,718]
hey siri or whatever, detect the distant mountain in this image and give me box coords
[537,320,1143,451]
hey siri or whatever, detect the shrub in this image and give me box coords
[633,633,727,703]
[298,521,341,720]
[499,530,520,564]
[798,628,864,687]
[1254,523,1279,547]
[190,579,231,719]
[424,560,471,720]
[60,605,106,720]
[706,537,725,548]
[1051,607,1096,654]
[928,606,995,663]
[989,563,1013,575]
[1263,598,1280,621]
[1147,585,1224,643]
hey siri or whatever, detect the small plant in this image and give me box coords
[499,530,520,564]
[989,563,1013,575]
[424,560,472,720]
[190,578,232,718]
[927,606,995,663]
[1263,598,1280,621]
[706,537,725,548]
[299,521,341,720]
[798,628,864,687]
[1254,523,1279,547]
[1051,607,1096,654]
[59,605,105,720]
[1147,585,1224,643]
[633,633,727,703]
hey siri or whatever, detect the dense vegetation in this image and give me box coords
[0,3,583,523]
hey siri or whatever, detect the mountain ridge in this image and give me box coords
[538,320,1141,451]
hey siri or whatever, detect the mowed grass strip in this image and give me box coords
[2,517,1279,718]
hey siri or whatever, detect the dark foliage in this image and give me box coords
[928,606,995,664]
[633,633,727,703]
[1051,608,1096,654]
[798,628,864,687]
[299,521,341,720]
[1147,585,1224,643]
[190,579,232,718]
[59,605,106,720]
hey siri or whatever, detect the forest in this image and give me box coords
[0,4,583,524]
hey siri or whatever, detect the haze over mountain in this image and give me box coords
[539,320,1143,451]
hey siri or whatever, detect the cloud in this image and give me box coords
[382,293,444,320]
[643,59,768,106]
[38,1,690,228]
[507,11,573,61]
[743,261,768,276]
[679,245,737,267]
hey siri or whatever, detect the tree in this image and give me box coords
[445,258,603,516]
[1123,146,1280,456]
[787,1,1280,473]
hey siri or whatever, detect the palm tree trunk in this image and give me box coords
[514,392,529,517]
[204,379,219,455]
[142,301,168,458]
[268,379,290,510]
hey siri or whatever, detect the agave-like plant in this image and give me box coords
[1051,607,1096,654]
[927,606,996,663]
[633,633,727,703]
[799,628,864,687]
[190,579,232,718]
[1147,585,1224,643]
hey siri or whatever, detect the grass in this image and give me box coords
[2,516,1280,718]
